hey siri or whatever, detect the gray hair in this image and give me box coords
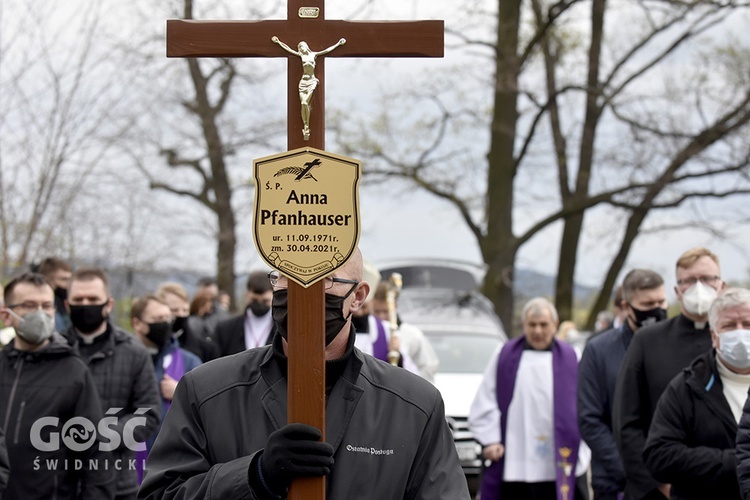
[709,288,750,328]
[522,297,559,323]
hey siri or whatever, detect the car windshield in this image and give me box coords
[379,266,478,292]
[426,333,501,374]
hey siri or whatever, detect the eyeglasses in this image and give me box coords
[676,275,721,288]
[7,302,56,313]
[268,271,359,290]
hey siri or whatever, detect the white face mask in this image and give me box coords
[718,329,750,370]
[680,281,718,317]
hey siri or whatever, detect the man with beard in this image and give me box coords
[1,272,114,498]
[213,271,276,357]
[138,249,468,500]
[578,269,667,499]
[64,267,161,498]
[613,247,725,499]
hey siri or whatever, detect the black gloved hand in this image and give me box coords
[258,423,334,496]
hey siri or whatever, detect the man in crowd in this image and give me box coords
[645,287,750,499]
[213,271,275,357]
[37,256,73,332]
[579,269,667,499]
[469,297,591,499]
[156,282,217,362]
[64,267,161,499]
[130,294,201,448]
[614,247,724,499]
[138,249,468,499]
[370,280,439,383]
[187,277,229,340]
[0,272,114,498]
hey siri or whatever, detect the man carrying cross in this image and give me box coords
[137,249,469,499]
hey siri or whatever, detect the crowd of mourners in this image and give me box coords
[3,246,750,499]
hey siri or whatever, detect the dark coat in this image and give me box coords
[176,322,218,362]
[613,314,713,499]
[213,313,275,357]
[733,370,750,499]
[138,334,470,500]
[643,349,739,499]
[578,323,633,494]
[0,334,115,499]
[63,323,161,496]
[0,424,9,492]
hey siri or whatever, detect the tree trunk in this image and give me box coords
[554,0,606,322]
[483,0,522,334]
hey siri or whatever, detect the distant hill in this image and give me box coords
[514,268,600,304]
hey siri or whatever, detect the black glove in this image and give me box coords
[255,423,334,496]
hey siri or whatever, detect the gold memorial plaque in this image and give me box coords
[253,147,362,287]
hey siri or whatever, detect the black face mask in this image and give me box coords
[172,315,188,334]
[69,303,108,334]
[146,321,173,350]
[629,304,667,329]
[272,285,356,346]
[248,301,271,317]
[351,314,369,333]
[54,287,68,302]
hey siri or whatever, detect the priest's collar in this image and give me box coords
[522,337,554,351]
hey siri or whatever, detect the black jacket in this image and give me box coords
[0,424,8,492]
[213,313,275,357]
[0,334,115,499]
[176,322,218,362]
[643,350,739,499]
[733,370,750,499]
[578,323,633,494]
[63,323,162,496]
[138,332,469,500]
[613,314,712,499]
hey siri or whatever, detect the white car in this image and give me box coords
[377,268,507,496]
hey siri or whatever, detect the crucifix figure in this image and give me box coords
[272,36,346,140]
[166,3,443,499]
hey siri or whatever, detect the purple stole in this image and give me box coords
[479,337,580,500]
[371,317,388,362]
[137,348,187,484]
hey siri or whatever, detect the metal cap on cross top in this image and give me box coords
[166,2,443,499]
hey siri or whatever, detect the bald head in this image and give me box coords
[338,249,364,282]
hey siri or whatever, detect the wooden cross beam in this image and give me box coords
[167,2,443,499]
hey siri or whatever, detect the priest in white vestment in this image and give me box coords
[469,297,591,500]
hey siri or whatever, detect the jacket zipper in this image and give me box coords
[2,357,24,432]
[13,400,26,444]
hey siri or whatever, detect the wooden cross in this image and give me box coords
[167,2,442,498]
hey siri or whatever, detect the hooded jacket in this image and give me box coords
[0,333,114,499]
[138,332,469,500]
[643,349,739,499]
